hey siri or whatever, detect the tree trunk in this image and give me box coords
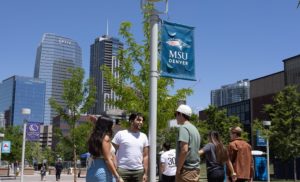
[294,158,297,182]
[73,143,77,182]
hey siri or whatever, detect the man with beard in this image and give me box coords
[112,113,149,182]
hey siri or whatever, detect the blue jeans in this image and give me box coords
[86,158,116,182]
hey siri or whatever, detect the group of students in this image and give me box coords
[86,104,254,182]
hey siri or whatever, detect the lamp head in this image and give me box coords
[263,120,271,126]
[21,108,31,115]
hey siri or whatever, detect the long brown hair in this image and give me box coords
[88,116,113,157]
[208,131,228,164]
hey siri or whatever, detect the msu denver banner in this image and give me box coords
[160,21,196,81]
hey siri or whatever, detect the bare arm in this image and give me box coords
[102,135,122,182]
[142,146,149,181]
[159,162,165,177]
[176,141,189,174]
[226,159,237,181]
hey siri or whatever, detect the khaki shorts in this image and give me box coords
[176,168,200,182]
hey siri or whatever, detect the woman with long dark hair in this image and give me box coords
[199,131,235,182]
[86,116,123,182]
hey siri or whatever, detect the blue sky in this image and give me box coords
[1,0,300,112]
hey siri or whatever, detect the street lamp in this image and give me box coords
[21,108,31,182]
[140,1,168,181]
[263,120,271,182]
[0,133,4,166]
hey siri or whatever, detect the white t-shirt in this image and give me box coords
[160,149,176,176]
[112,129,149,170]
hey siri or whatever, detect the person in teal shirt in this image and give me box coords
[175,104,201,182]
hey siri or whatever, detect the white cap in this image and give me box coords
[176,104,192,117]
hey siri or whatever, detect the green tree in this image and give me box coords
[263,85,300,181]
[42,146,55,166]
[0,126,23,163]
[102,6,193,133]
[197,105,241,145]
[49,67,96,182]
[73,122,93,156]
[25,142,43,166]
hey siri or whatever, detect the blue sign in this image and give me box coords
[2,141,11,153]
[256,130,266,146]
[160,21,196,81]
[26,122,40,141]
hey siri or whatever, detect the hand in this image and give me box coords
[231,173,237,182]
[117,176,124,182]
[142,174,148,182]
[176,169,181,175]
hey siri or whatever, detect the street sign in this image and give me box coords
[2,141,11,153]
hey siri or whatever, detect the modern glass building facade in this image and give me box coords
[89,35,123,114]
[34,33,82,124]
[0,76,46,126]
[211,79,250,107]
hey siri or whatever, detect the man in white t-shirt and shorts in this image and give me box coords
[160,142,176,182]
[112,113,149,182]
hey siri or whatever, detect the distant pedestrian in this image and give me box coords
[112,112,149,182]
[55,158,63,181]
[86,116,123,182]
[199,131,236,182]
[227,126,254,182]
[160,142,176,182]
[40,163,47,181]
[14,161,20,179]
[175,104,201,182]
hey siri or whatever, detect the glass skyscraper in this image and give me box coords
[89,35,123,114]
[0,76,46,126]
[34,33,82,124]
[211,79,250,107]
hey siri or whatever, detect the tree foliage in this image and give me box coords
[102,5,193,133]
[196,105,241,145]
[0,126,23,163]
[25,142,43,166]
[49,67,96,182]
[263,86,300,161]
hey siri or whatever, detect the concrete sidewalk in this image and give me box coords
[0,171,86,182]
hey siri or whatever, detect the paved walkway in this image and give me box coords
[0,171,86,182]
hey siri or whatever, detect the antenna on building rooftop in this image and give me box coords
[106,19,109,36]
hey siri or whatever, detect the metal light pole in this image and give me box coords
[21,108,31,182]
[263,120,271,182]
[141,1,167,181]
[0,133,4,166]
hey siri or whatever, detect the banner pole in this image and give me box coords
[149,10,159,182]
[21,108,30,182]
[21,122,26,182]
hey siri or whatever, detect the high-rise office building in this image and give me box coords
[0,76,46,126]
[34,33,82,124]
[211,79,250,107]
[89,35,123,114]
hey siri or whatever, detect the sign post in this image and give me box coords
[21,108,31,182]
[0,133,4,166]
